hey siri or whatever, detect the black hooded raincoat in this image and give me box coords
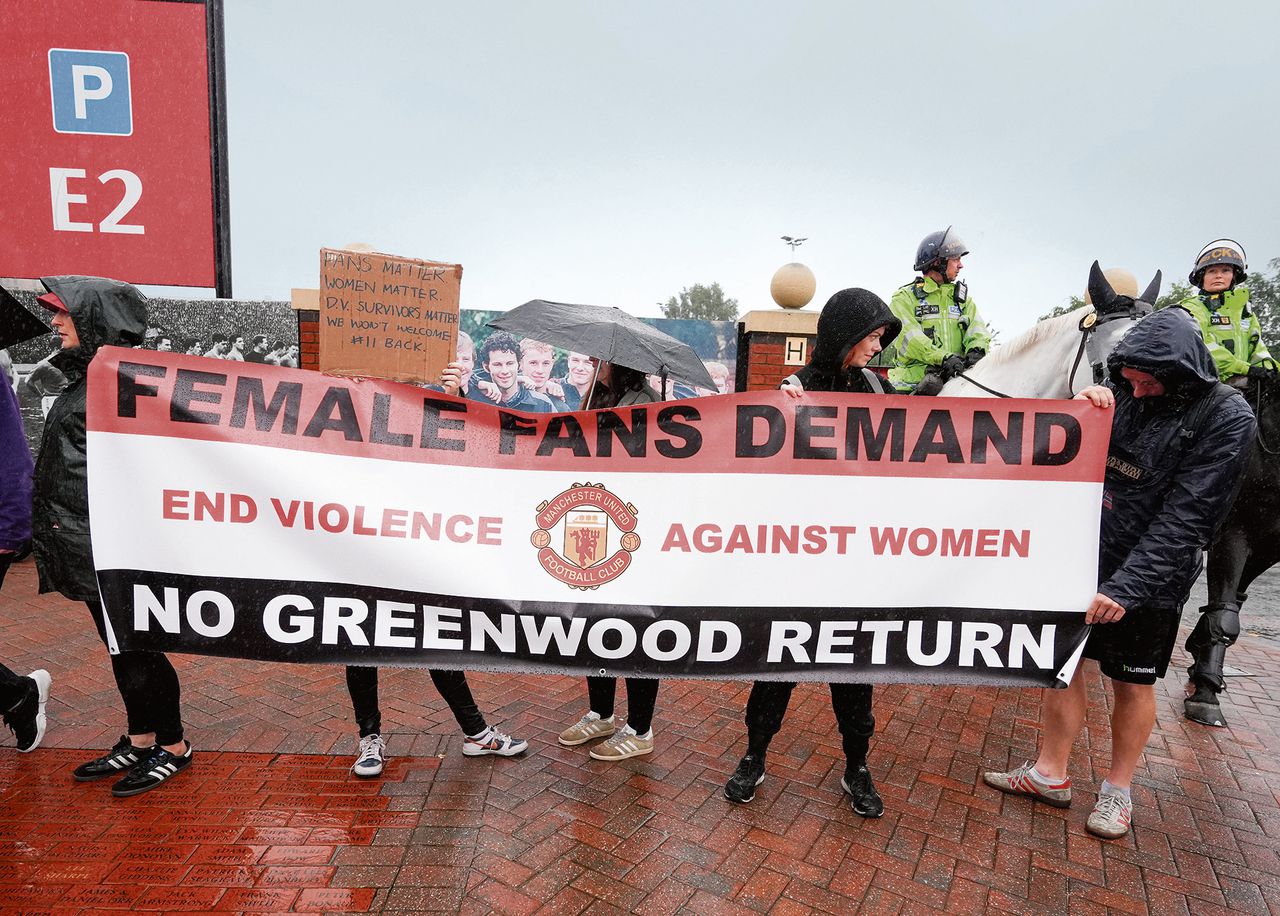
[785,288,901,394]
[32,276,147,601]
[1098,308,1256,609]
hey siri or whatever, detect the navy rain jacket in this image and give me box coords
[1098,308,1256,609]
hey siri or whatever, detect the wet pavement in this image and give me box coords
[2,557,1279,914]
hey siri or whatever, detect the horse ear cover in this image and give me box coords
[1138,271,1162,306]
[1087,260,1115,309]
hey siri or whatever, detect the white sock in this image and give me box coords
[467,727,492,741]
[1029,766,1065,785]
[588,712,614,723]
[1100,779,1131,800]
[627,727,652,740]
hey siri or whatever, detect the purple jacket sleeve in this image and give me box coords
[0,382,34,550]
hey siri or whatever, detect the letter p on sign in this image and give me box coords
[48,48,132,136]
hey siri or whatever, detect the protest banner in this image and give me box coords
[318,247,462,384]
[86,348,1110,687]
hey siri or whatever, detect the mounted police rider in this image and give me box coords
[888,227,991,395]
[1172,239,1277,386]
[1171,239,1277,727]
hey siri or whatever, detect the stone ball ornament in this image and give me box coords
[770,262,816,310]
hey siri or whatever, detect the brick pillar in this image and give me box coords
[297,309,319,371]
[291,289,320,371]
[736,310,819,392]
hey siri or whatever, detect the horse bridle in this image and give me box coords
[1066,298,1154,396]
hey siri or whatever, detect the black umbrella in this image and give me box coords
[0,285,51,350]
[488,299,718,390]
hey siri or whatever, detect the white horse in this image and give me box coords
[941,263,1160,399]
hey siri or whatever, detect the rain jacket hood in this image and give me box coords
[796,288,899,392]
[42,275,147,377]
[1107,307,1217,401]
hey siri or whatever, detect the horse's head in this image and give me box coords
[1083,260,1160,386]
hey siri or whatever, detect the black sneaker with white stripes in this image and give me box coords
[111,742,193,797]
[73,735,150,781]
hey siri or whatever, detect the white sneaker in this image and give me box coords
[1086,790,1133,839]
[557,712,616,746]
[8,669,51,753]
[463,727,528,757]
[352,734,387,777]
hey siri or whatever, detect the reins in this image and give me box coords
[952,371,1013,398]
[950,310,1098,400]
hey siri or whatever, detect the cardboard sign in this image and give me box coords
[318,247,462,384]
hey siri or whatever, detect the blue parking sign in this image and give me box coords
[48,48,132,136]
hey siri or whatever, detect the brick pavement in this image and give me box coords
[2,557,1279,914]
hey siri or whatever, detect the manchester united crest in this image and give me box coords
[531,483,640,589]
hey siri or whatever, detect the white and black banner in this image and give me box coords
[87,349,1111,686]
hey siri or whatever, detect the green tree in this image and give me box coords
[658,282,739,321]
[1245,257,1280,342]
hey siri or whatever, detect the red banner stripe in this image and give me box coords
[87,349,1110,483]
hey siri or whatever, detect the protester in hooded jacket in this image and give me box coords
[723,288,902,817]
[32,276,195,796]
[984,307,1255,840]
[0,351,51,752]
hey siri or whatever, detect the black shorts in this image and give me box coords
[1082,605,1183,685]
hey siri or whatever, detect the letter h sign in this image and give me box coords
[49,48,133,136]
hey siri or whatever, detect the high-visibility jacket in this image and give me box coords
[887,277,991,390]
[1172,288,1276,380]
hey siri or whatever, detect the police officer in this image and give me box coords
[1171,239,1277,384]
[1173,239,1275,727]
[888,227,992,394]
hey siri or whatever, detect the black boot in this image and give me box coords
[1184,682,1227,728]
[841,762,883,818]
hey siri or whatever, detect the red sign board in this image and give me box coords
[0,0,222,288]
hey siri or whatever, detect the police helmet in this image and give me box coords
[1189,239,1247,287]
[914,226,969,273]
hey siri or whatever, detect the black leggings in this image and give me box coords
[586,676,659,734]
[86,599,184,746]
[745,681,874,765]
[345,666,487,738]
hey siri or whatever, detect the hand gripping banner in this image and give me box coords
[86,349,1111,686]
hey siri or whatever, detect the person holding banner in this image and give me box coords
[1,350,51,753]
[344,667,528,776]
[724,287,901,816]
[31,277,195,796]
[983,306,1255,839]
[559,358,663,760]
[584,360,662,410]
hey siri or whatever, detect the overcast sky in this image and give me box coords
[216,0,1280,336]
